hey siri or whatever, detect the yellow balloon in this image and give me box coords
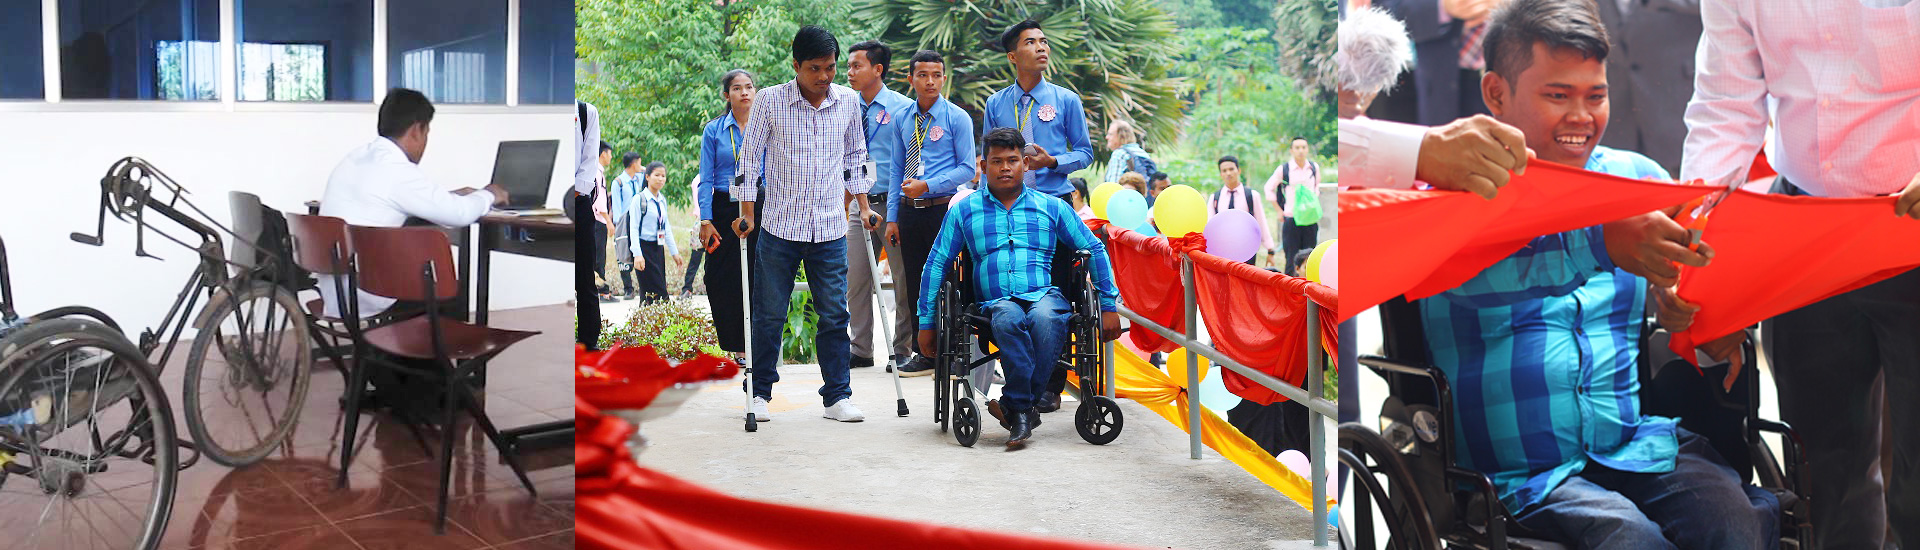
[1303,239,1334,282]
[1152,185,1208,237]
[1090,183,1121,219]
[1167,348,1211,388]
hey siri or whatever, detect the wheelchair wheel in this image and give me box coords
[1338,423,1441,550]
[0,319,179,550]
[183,281,313,467]
[953,397,980,447]
[1074,395,1124,445]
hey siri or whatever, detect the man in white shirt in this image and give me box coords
[318,88,504,319]
[575,100,603,349]
[1677,2,1920,546]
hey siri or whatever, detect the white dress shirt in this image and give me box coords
[575,101,602,194]
[731,81,873,243]
[318,138,495,318]
[1681,0,1920,198]
[628,187,677,255]
[1338,117,1427,190]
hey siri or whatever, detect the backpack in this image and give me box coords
[1125,147,1158,181]
[1285,161,1323,226]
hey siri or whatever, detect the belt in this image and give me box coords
[908,195,951,209]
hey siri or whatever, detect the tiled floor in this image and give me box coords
[139,304,572,550]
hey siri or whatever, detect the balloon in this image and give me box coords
[1152,185,1208,237]
[1166,349,1210,388]
[1202,210,1261,263]
[1303,239,1334,282]
[1106,189,1149,230]
[1090,183,1121,219]
[1319,240,1338,289]
[1135,221,1160,237]
[1278,450,1310,478]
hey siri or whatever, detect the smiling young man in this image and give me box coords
[1415,0,1778,547]
[980,19,1096,412]
[733,25,881,423]
[885,49,975,377]
[916,128,1120,448]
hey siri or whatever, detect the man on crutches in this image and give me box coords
[733,25,882,425]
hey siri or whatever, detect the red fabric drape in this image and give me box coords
[576,399,1147,550]
[1668,190,1920,358]
[1101,226,1192,352]
[1187,250,1339,405]
[575,345,740,409]
[1340,163,1715,322]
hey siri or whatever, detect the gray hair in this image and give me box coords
[1335,7,1413,95]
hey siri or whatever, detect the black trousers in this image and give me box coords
[682,246,705,293]
[896,201,949,334]
[703,191,761,353]
[1282,221,1319,274]
[575,193,600,349]
[1764,177,1920,549]
[635,240,669,304]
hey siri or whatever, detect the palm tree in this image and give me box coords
[1274,0,1337,99]
[855,0,1188,149]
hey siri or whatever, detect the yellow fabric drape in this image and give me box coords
[1068,346,1337,510]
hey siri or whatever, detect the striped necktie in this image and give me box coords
[1018,94,1036,187]
[902,111,929,187]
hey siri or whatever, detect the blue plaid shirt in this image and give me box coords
[917,186,1120,329]
[1419,146,1675,513]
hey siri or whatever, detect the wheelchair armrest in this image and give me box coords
[1449,466,1516,550]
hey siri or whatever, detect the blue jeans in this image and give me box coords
[749,233,852,407]
[983,288,1072,414]
[1515,428,1779,550]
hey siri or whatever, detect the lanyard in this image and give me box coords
[728,125,741,162]
[912,110,929,151]
[1016,94,1034,133]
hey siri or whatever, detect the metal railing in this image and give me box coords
[1113,251,1334,547]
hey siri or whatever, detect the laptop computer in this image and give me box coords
[487,139,561,212]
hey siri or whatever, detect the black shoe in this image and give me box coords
[987,399,1009,430]
[850,355,875,369]
[898,356,935,377]
[1006,414,1032,448]
[1034,392,1062,413]
[1028,408,1042,430]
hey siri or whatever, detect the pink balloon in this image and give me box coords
[1203,210,1261,263]
[1321,241,1338,289]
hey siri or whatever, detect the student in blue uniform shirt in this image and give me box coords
[696,69,760,357]
[886,49,976,376]
[845,40,916,371]
[979,19,1095,412]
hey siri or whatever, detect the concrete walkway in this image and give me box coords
[635,357,1323,549]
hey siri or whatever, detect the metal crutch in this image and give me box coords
[738,175,759,433]
[857,198,909,417]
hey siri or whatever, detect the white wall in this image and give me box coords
[0,105,575,334]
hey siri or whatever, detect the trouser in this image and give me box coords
[1766,173,1920,550]
[593,221,609,293]
[984,289,1073,414]
[1283,221,1320,274]
[749,233,852,406]
[884,219,915,361]
[575,193,600,349]
[1514,429,1779,550]
[895,201,948,360]
[635,239,669,304]
[846,195,888,360]
[703,191,760,353]
[681,246,704,293]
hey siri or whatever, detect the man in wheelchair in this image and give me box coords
[916,127,1122,448]
[1404,0,1779,547]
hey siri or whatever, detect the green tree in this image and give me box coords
[1156,0,1224,29]
[1273,0,1336,98]
[854,0,1187,149]
[1217,0,1280,32]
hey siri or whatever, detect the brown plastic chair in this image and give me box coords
[343,225,540,534]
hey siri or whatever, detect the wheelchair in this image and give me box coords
[1339,296,1810,550]
[929,249,1122,448]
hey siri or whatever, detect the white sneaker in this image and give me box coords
[749,396,772,421]
[823,399,866,422]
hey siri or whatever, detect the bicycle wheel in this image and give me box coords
[0,319,179,550]
[182,281,312,467]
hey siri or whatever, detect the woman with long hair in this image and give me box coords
[629,161,682,303]
[697,69,759,355]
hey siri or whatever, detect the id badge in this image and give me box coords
[917,165,926,178]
